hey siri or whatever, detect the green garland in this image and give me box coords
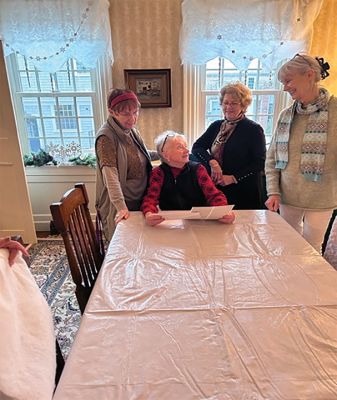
[23,149,58,167]
[23,150,97,168]
[68,154,97,168]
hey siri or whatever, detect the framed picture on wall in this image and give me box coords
[124,69,172,108]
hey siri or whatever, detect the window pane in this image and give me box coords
[54,99,77,130]
[19,72,38,91]
[43,119,59,137]
[25,117,43,152]
[74,71,93,91]
[255,115,274,143]
[58,97,75,108]
[205,71,220,90]
[77,98,93,116]
[38,72,54,92]
[79,117,94,132]
[222,70,241,84]
[41,97,56,116]
[56,71,75,92]
[9,54,98,159]
[205,95,221,119]
[247,94,275,115]
[22,98,40,117]
[206,57,220,69]
[47,138,62,148]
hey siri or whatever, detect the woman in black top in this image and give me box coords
[192,82,266,209]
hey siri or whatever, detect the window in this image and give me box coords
[54,104,77,130]
[5,54,110,162]
[202,57,289,146]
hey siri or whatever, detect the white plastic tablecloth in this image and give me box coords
[54,210,337,399]
[0,249,56,400]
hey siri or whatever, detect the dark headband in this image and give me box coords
[109,92,138,109]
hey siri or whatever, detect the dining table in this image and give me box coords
[53,210,337,399]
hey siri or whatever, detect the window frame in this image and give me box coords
[183,60,290,149]
[5,53,111,158]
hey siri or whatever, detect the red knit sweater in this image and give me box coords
[141,163,228,214]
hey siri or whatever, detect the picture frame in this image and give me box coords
[124,69,172,108]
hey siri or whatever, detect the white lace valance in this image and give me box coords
[0,0,113,72]
[180,0,323,70]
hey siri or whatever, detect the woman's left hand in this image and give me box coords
[145,212,165,226]
[218,212,235,224]
[115,209,130,224]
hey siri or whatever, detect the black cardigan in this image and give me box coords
[191,118,266,209]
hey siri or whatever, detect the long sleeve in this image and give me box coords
[196,164,228,206]
[102,166,128,211]
[140,167,164,215]
[265,136,281,196]
[232,124,266,182]
[191,121,222,166]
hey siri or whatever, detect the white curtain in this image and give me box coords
[180,0,323,70]
[0,0,113,72]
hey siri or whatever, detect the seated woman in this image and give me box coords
[141,131,235,226]
[191,82,266,209]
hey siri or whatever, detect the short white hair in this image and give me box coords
[154,130,186,161]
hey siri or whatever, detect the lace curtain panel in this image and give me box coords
[180,0,323,70]
[0,0,113,72]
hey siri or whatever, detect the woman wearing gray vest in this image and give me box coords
[95,89,153,240]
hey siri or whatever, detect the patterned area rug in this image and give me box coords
[29,239,80,359]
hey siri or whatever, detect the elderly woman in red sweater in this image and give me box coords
[141,131,235,226]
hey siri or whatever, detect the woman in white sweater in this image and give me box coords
[265,54,337,253]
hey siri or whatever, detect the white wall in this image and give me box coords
[25,165,96,232]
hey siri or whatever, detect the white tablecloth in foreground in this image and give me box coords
[54,211,337,400]
[0,249,55,400]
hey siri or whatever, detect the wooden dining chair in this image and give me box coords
[50,183,104,314]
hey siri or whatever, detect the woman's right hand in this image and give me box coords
[115,208,130,224]
[209,160,223,184]
[265,195,281,212]
[145,212,165,226]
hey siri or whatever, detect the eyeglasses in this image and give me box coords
[222,102,241,107]
[292,53,312,66]
[161,133,175,152]
[117,109,139,118]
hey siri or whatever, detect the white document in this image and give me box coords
[157,205,234,220]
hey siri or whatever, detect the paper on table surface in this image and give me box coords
[157,205,234,220]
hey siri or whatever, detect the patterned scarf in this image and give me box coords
[211,113,245,164]
[275,88,330,182]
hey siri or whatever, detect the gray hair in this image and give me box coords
[278,54,322,83]
[154,130,186,161]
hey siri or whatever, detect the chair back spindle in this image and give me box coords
[50,183,104,314]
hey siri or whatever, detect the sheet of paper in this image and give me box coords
[191,205,234,219]
[157,205,234,220]
[156,210,201,220]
